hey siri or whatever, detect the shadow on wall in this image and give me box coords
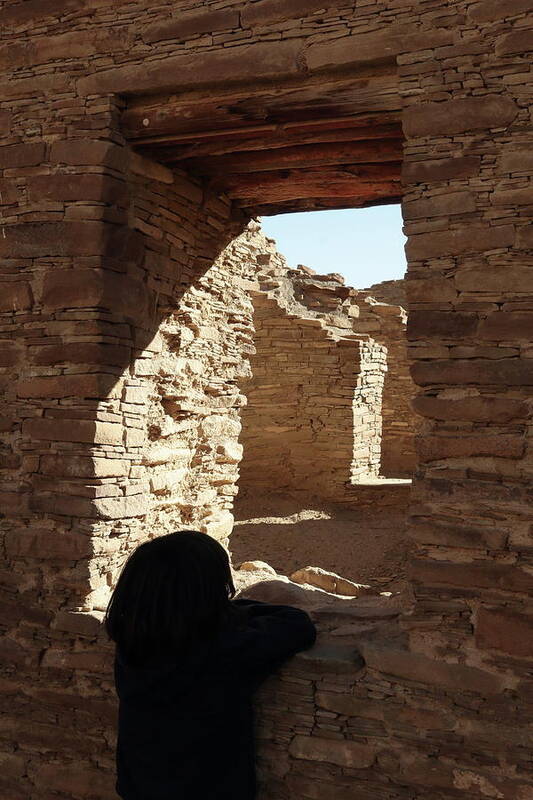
[6,149,251,621]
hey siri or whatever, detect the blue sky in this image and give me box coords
[260,204,407,289]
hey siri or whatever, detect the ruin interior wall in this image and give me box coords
[0,1,532,799]
[239,292,385,500]
[364,278,407,308]
[290,271,416,479]
[354,294,416,477]
[227,227,389,501]
[232,227,415,493]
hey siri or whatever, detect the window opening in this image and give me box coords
[230,208,414,597]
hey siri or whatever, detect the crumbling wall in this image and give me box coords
[1,1,532,799]
[364,278,407,308]
[238,291,386,500]
[227,226,414,493]
[211,224,392,500]
[135,188,255,553]
[88,168,255,606]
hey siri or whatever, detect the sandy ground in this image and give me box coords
[230,491,412,593]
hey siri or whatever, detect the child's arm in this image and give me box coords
[231,598,317,683]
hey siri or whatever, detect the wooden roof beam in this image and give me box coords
[145,122,403,161]
[248,192,403,215]
[218,163,401,203]
[180,139,403,175]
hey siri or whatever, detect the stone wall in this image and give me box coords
[352,293,415,477]
[400,4,533,687]
[291,274,416,479]
[233,227,415,493]
[364,278,407,308]
[1,0,532,798]
[0,125,252,795]
[134,193,254,554]
[239,291,386,500]
[256,632,531,800]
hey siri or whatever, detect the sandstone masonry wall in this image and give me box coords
[0,118,251,795]
[352,293,415,477]
[255,632,531,800]
[239,291,386,500]
[233,227,415,491]
[364,278,407,308]
[291,272,416,479]
[1,0,532,798]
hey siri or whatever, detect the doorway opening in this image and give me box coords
[218,211,415,595]
[127,73,413,597]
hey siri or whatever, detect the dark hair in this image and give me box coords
[105,530,236,667]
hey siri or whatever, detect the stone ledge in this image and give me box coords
[289,734,376,768]
[350,477,412,487]
[292,642,365,674]
[52,609,105,638]
[360,642,507,695]
[339,478,412,508]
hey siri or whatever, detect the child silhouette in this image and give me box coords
[105,530,316,799]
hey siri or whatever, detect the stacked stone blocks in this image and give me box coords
[0,0,532,798]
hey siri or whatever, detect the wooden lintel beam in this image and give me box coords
[180,139,403,175]
[124,103,401,143]
[248,193,403,215]
[217,163,401,200]
[122,69,399,139]
[145,123,403,161]
[229,180,400,203]
[125,62,397,112]
[280,115,399,134]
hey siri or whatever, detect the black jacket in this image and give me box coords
[114,598,317,800]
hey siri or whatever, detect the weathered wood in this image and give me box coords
[120,56,402,217]
[142,122,402,161]
[136,117,401,155]
[181,139,403,175]
[221,162,400,191]
[243,191,402,215]
[125,61,396,112]
[217,164,401,203]
[231,180,400,203]
[122,76,400,140]
[123,107,278,141]
[124,91,399,141]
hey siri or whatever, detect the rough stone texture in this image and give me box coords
[0,91,250,798]
[235,237,385,499]
[1,0,532,798]
[239,290,385,499]
[403,96,519,137]
[290,566,374,597]
[231,227,415,494]
[364,278,406,308]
